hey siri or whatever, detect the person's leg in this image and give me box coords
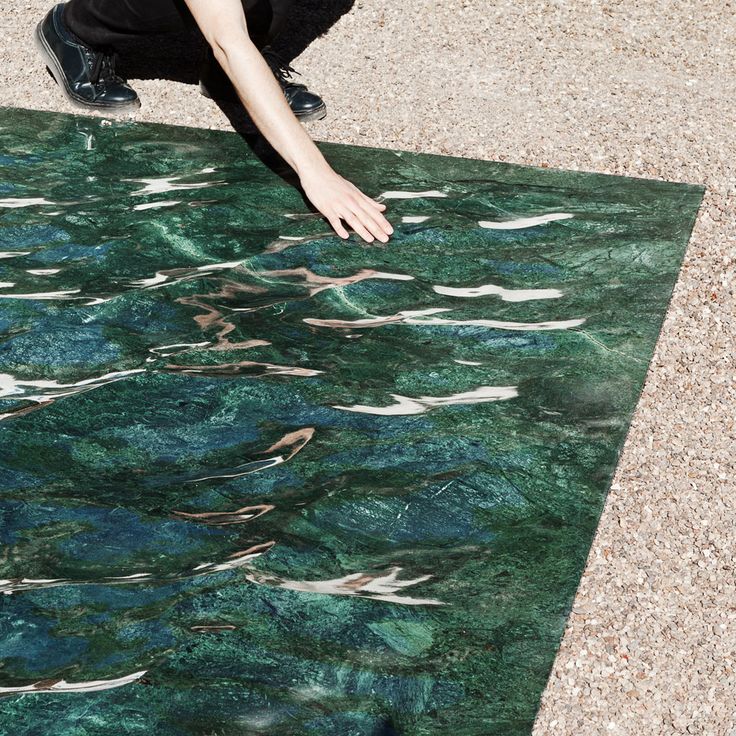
[63,0,288,53]
[261,0,292,47]
[37,0,322,117]
[244,0,276,50]
[62,0,194,49]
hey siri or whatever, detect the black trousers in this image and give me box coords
[63,0,292,50]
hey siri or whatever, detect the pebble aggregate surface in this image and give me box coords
[1,1,734,734]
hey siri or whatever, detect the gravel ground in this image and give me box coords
[2,1,735,733]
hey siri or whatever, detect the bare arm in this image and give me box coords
[184,0,393,243]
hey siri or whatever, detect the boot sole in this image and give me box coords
[199,82,327,123]
[297,104,328,123]
[34,21,141,114]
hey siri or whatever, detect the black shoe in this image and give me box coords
[199,47,327,122]
[35,4,140,111]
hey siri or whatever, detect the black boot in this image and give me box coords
[199,47,327,122]
[35,4,140,111]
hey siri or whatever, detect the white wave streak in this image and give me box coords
[185,456,284,483]
[26,269,61,276]
[186,428,315,483]
[0,287,108,305]
[379,190,448,200]
[79,131,95,151]
[149,341,211,357]
[126,174,224,196]
[0,197,56,208]
[478,213,573,229]
[128,260,244,289]
[305,307,585,331]
[0,369,145,414]
[191,542,275,573]
[246,566,444,606]
[0,670,147,695]
[0,289,81,300]
[0,252,30,259]
[173,504,274,526]
[0,542,275,595]
[401,215,430,223]
[333,385,518,415]
[132,200,181,211]
[433,283,562,302]
[246,266,414,297]
[283,212,321,220]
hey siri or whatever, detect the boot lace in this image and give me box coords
[86,48,123,87]
[262,49,301,87]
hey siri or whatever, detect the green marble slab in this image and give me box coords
[0,107,702,735]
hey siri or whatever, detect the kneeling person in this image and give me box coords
[35,0,393,243]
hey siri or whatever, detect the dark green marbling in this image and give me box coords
[0,107,702,735]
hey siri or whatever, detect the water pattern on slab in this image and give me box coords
[0,108,703,736]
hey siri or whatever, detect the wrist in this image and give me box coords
[294,148,332,181]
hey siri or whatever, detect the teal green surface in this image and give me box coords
[0,107,702,735]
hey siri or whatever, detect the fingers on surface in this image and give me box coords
[327,214,350,239]
[342,211,375,243]
[355,200,392,242]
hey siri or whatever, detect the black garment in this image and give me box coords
[63,0,291,51]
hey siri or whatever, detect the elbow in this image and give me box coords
[209,38,229,74]
[207,28,250,70]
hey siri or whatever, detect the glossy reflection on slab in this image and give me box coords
[0,107,702,736]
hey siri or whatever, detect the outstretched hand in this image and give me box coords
[300,167,394,243]
[182,0,393,244]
